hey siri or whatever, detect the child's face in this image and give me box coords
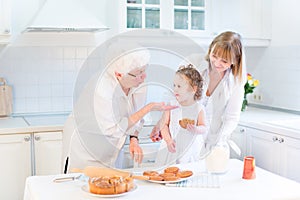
[173,74,195,104]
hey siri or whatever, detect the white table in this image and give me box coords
[24,159,300,200]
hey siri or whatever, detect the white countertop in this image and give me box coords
[0,107,299,137]
[0,114,68,134]
[23,159,300,200]
[238,106,300,139]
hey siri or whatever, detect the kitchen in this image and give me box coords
[1,0,300,199]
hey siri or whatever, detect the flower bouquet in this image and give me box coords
[242,73,259,111]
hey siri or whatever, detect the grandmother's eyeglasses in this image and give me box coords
[127,73,137,78]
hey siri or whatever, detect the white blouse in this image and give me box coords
[200,68,246,157]
[66,73,147,170]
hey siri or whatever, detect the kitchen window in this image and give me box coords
[123,0,209,35]
[174,0,205,30]
[126,0,160,29]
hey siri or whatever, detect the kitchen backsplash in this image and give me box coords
[1,44,300,114]
[0,46,95,114]
[246,46,300,112]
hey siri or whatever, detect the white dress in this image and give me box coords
[155,102,204,167]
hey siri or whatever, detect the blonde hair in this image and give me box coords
[176,64,203,100]
[205,31,244,82]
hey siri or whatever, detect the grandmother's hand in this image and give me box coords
[149,102,179,112]
[129,137,143,164]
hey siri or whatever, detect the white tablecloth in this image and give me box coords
[24,159,300,200]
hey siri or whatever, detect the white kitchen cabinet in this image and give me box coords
[119,0,271,46]
[0,130,63,200]
[210,0,272,46]
[0,0,11,44]
[229,125,247,160]
[0,133,31,200]
[34,131,63,175]
[246,127,300,183]
[119,0,211,37]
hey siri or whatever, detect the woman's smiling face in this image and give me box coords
[173,74,195,104]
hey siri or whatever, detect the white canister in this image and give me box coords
[205,140,230,174]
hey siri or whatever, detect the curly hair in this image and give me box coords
[176,64,203,100]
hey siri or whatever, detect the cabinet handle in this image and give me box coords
[146,159,155,163]
[24,136,31,142]
[34,135,41,141]
[278,138,284,143]
[272,136,278,142]
[240,128,245,133]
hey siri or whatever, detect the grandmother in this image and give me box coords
[63,47,178,172]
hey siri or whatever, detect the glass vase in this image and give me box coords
[241,95,248,111]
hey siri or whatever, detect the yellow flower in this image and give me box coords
[253,79,259,87]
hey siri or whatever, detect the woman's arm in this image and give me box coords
[128,103,178,130]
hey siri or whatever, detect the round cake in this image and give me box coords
[88,175,134,195]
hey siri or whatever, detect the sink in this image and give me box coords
[265,119,300,131]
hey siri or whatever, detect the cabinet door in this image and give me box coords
[34,131,63,175]
[211,0,271,40]
[279,136,300,183]
[246,128,279,174]
[0,0,11,35]
[229,125,247,160]
[0,134,31,200]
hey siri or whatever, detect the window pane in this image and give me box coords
[191,10,204,30]
[146,8,160,28]
[146,0,160,5]
[174,0,188,6]
[174,9,188,29]
[191,0,204,7]
[127,7,142,28]
[127,0,142,4]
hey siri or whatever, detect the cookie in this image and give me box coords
[177,170,193,178]
[179,118,195,129]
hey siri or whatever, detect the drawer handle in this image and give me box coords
[24,136,31,142]
[146,159,155,163]
[272,136,278,142]
[278,138,284,143]
[34,135,41,141]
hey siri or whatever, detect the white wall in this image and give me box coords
[1,0,300,114]
[246,0,300,111]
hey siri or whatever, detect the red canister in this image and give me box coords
[242,156,256,179]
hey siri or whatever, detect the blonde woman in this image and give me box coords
[200,31,247,159]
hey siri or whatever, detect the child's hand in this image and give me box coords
[150,127,162,142]
[166,139,176,153]
[186,124,207,135]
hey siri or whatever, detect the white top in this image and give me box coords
[23,159,300,200]
[155,102,204,166]
[66,73,147,170]
[200,68,246,157]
